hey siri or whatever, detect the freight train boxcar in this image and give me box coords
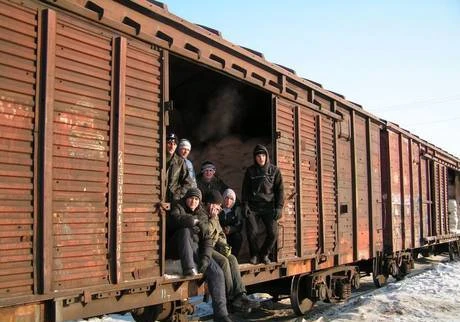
[1,0,460,321]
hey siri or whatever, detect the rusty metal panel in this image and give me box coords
[275,98,297,260]
[401,136,411,249]
[388,131,403,251]
[120,41,162,280]
[411,142,422,247]
[336,108,353,264]
[369,122,383,254]
[0,1,37,298]
[354,115,369,259]
[51,16,111,290]
[298,108,319,257]
[441,165,448,234]
[430,163,448,236]
[320,116,337,255]
[432,164,448,236]
[420,155,431,238]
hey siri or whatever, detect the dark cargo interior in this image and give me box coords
[168,54,273,196]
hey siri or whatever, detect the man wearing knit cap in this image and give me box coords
[197,160,229,197]
[219,188,243,256]
[166,187,231,322]
[177,138,197,187]
[242,144,284,265]
[203,190,259,311]
[165,133,193,202]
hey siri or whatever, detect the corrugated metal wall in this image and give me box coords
[388,131,403,251]
[299,108,319,257]
[51,16,112,290]
[276,98,297,259]
[120,42,162,281]
[420,154,430,239]
[370,122,383,255]
[355,116,370,259]
[0,1,37,297]
[432,163,448,236]
[0,0,164,297]
[276,98,336,260]
[336,109,353,263]
[411,142,422,247]
[401,136,412,249]
[321,116,337,254]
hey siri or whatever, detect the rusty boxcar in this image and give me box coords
[1,0,459,321]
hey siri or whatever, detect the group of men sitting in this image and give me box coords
[164,133,284,322]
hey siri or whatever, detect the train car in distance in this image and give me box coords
[0,0,459,321]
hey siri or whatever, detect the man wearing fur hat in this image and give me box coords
[165,133,193,202]
[166,187,231,322]
[242,144,284,265]
[203,190,259,311]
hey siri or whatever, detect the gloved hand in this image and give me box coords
[273,208,283,220]
[216,242,232,257]
[199,256,210,273]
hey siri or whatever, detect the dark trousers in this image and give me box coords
[246,210,278,258]
[167,228,228,318]
[166,227,197,271]
[212,250,246,300]
[227,232,243,257]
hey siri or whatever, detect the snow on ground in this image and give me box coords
[68,256,460,322]
[307,258,460,322]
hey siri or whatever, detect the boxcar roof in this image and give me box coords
[44,0,460,166]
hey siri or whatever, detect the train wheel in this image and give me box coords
[351,272,360,290]
[131,301,176,322]
[335,280,352,300]
[290,275,315,316]
[373,274,387,288]
[421,249,430,257]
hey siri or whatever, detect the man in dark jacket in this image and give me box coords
[166,187,231,322]
[166,133,193,203]
[242,144,284,265]
[196,160,229,196]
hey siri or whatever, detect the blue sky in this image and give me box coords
[163,1,460,157]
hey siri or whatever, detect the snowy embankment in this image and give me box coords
[308,258,460,322]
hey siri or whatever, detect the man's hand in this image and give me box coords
[273,208,283,220]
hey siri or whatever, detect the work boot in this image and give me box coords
[183,268,198,276]
[249,256,259,265]
[231,293,260,310]
[261,255,271,264]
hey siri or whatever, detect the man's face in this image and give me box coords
[206,202,221,218]
[186,196,200,211]
[203,169,215,181]
[223,196,235,209]
[255,153,266,166]
[178,147,190,159]
[167,139,177,155]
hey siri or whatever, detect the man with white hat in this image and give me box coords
[177,138,197,187]
[165,133,193,202]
